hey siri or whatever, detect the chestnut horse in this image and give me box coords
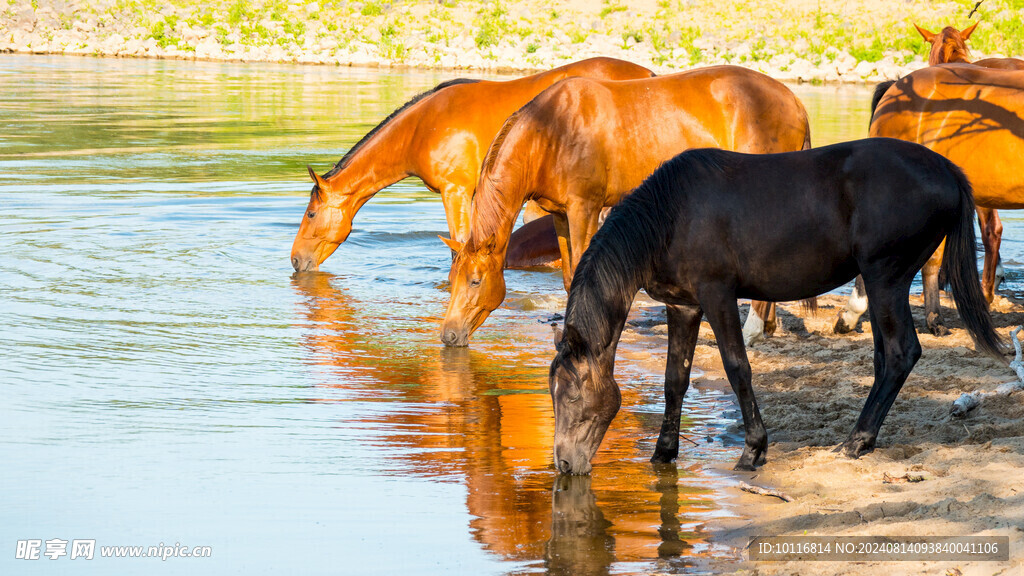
[915,22,1024,71]
[836,64,1024,335]
[912,22,1023,291]
[550,140,1003,474]
[439,66,811,347]
[289,57,653,272]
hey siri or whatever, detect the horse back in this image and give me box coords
[651,140,962,302]
[869,64,1024,207]
[973,57,1024,71]
[514,67,808,199]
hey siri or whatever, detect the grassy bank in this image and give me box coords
[2,0,1022,81]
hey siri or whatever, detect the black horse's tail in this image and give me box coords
[870,80,896,121]
[943,166,1006,358]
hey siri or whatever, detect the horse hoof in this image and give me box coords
[733,461,757,472]
[833,317,852,334]
[929,324,951,337]
[837,439,874,459]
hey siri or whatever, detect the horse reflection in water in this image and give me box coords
[290,272,730,571]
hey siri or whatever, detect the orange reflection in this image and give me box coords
[291,272,729,571]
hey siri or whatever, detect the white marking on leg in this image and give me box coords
[742,305,765,346]
[995,260,1005,290]
[841,283,868,328]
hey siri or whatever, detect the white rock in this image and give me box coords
[853,60,875,78]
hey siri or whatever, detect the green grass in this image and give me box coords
[17,0,1024,74]
[361,1,384,16]
[474,4,509,48]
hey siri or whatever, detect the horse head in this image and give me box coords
[440,236,506,346]
[290,166,358,272]
[914,22,977,65]
[548,325,620,475]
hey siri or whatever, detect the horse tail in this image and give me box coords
[870,80,896,122]
[943,165,1006,358]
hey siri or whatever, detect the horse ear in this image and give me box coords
[307,165,327,189]
[913,23,935,43]
[438,236,464,253]
[961,21,979,40]
[552,323,565,351]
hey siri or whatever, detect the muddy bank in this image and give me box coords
[619,293,1024,574]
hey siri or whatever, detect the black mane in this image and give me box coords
[564,149,728,347]
[322,78,482,179]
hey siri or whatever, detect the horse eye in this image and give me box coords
[470,278,481,287]
[307,211,316,219]
[566,384,582,403]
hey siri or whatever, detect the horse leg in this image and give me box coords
[834,275,868,334]
[563,203,603,290]
[522,200,549,224]
[921,243,949,336]
[440,183,472,257]
[552,213,573,292]
[839,278,921,457]
[978,207,1002,303]
[742,301,776,345]
[701,289,766,470]
[652,304,703,463]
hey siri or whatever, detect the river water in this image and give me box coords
[1,54,1018,575]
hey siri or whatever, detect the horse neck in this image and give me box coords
[564,275,638,370]
[324,118,417,211]
[467,144,539,256]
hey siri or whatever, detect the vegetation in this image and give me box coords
[3,0,1022,75]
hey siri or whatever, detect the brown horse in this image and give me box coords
[439,66,811,346]
[837,64,1024,335]
[913,22,1023,292]
[915,22,1024,71]
[290,57,653,272]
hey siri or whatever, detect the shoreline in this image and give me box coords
[628,294,1024,574]
[3,0,1022,84]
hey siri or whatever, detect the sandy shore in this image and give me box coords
[618,293,1024,574]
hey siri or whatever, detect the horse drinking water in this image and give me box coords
[440,65,811,347]
[549,138,1004,475]
[290,57,652,272]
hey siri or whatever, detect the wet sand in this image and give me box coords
[619,292,1024,574]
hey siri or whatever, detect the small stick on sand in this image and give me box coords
[951,325,1024,418]
[882,472,925,484]
[737,481,793,502]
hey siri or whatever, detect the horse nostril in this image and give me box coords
[559,459,571,474]
[291,257,300,271]
[442,330,457,346]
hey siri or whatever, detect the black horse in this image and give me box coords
[549,138,1004,475]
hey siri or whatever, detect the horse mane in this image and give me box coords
[468,106,532,249]
[932,27,971,65]
[321,78,482,179]
[564,149,727,348]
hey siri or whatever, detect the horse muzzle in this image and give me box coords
[553,445,593,475]
[440,326,469,347]
[291,255,318,272]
